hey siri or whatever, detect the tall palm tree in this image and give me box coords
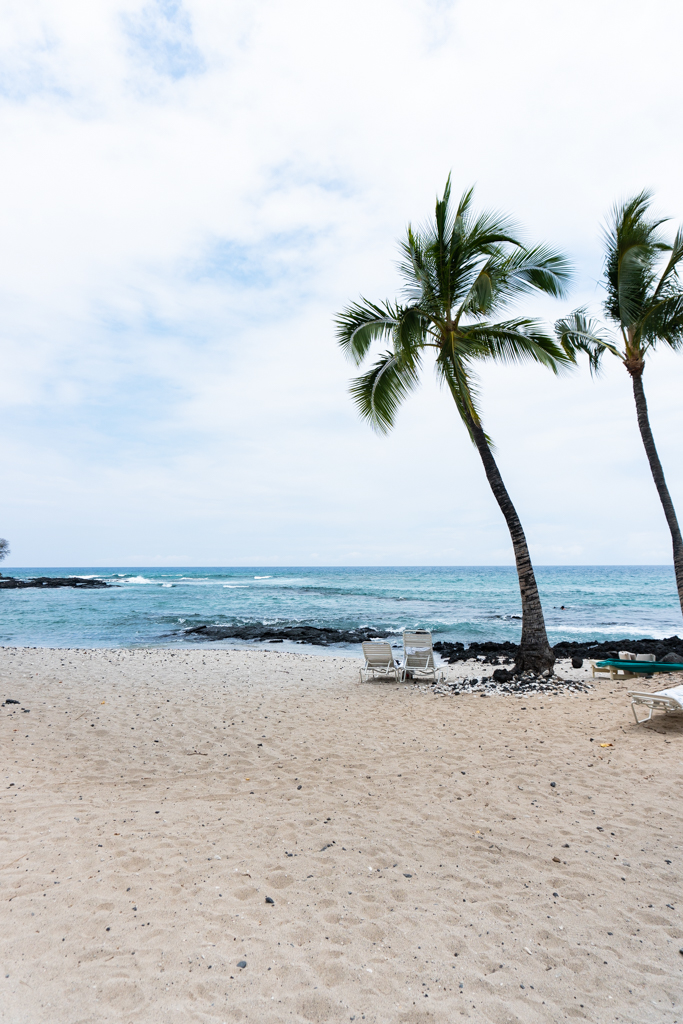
[556,191,683,616]
[336,177,572,674]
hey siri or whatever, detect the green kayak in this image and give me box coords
[596,659,683,674]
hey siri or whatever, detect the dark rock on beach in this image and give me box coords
[434,635,683,665]
[180,623,392,646]
[433,640,519,664]
[0,575,110,589]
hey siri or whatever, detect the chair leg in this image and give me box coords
[631,702,653,725]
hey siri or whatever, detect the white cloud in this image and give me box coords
[0,0,682,566]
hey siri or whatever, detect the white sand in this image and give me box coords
[1,646,682,1024]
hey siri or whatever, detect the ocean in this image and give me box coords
[1,565,681,652]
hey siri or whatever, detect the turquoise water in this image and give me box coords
[0,566,680,650]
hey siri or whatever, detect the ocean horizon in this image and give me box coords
[1,564,681,652]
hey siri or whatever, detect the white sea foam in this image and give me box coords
[223,585,248,588]
[254,575,272,579]
[162,583,173,588]
[125,576,153,584]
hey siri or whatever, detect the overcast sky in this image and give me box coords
[1,0,682,568]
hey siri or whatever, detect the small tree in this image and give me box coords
[0,539,9,561]
[336,178,573,673]
[556,191,683,617]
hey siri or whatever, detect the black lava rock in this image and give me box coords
[571,656,583,668]
[433,640,518,665]
[180,623,392,646]
[553,636,683,661]
[661,652,682,663]
[0,576,109,589]
[265,897,274,905]
[237,960,247,969]
[492,668,511,683]
[435,635,683,665]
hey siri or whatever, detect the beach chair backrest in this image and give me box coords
[403,630,434,668]
[362,641,394,666]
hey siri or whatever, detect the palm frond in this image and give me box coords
[618,243,658,327]
[348,350,422,434]
[458,209,519,251]
[502,244,573,298]
[640,294,683,351]
[602,190,672,326]
[460,245,572,320]
[465,266,495,316]
[335,299,399,365]
[397,230,441,310]
[434,172,455,251]
[653,226,683,300]
[393,304,432,359]
[554,309,619,375]
[458,319,573,373]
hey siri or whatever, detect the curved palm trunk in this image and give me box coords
[466,414,555,673]
[629,369,683,617]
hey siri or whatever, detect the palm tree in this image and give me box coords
[336,177,572,674]
[556,191,683,617]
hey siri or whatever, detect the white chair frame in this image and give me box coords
[400,630,445,684]
[629,687,683,725]
[359,641,400,683]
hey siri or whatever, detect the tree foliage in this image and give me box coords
[337,176,572,439]
[556,190,683,372]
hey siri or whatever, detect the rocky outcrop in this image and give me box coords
[433,635,683,664]
[181,623,391,645]
[0,576,110,589]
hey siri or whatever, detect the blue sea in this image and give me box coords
[0,566,681,651]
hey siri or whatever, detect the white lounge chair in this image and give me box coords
[360,641,400,683]
[629,683,683,725]
[400,630,444,683]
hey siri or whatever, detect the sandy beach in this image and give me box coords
[1,646,681,1024]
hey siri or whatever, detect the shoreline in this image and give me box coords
[1,646,681,1023]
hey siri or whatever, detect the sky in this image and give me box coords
[1,0,682,568]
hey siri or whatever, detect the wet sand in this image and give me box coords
[1,646,682,1023]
